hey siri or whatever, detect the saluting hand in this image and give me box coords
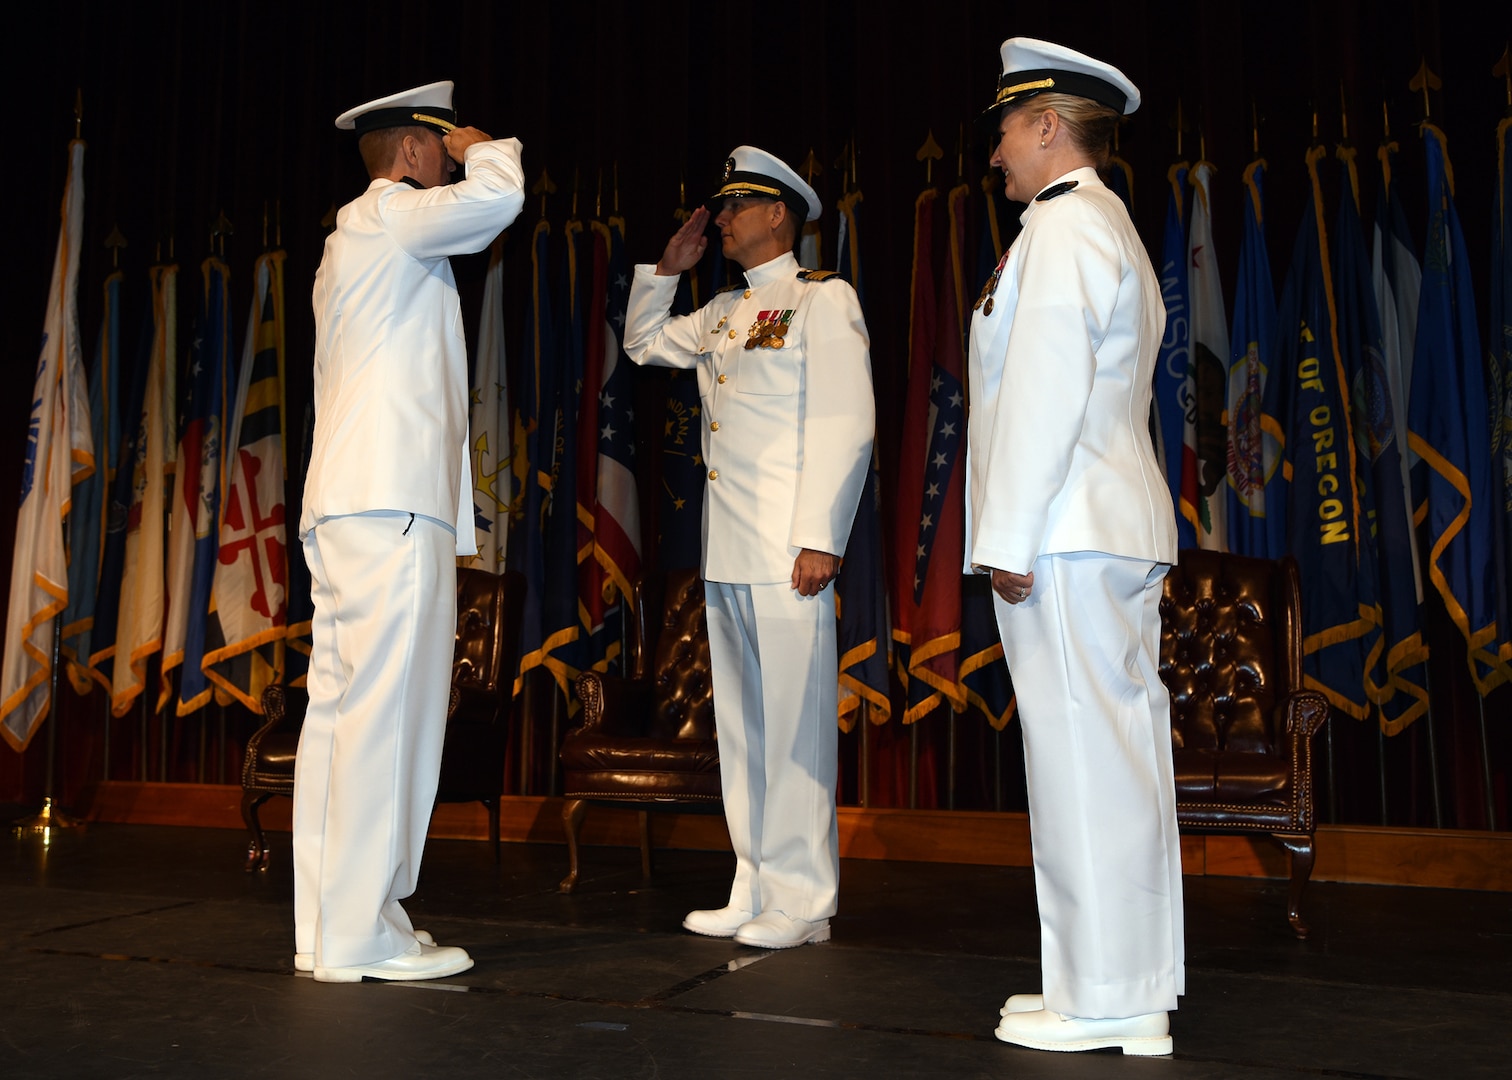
[655,206,709,276]
[443,126,492,162]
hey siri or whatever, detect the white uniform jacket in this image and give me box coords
[965,167,1176,576]
[300,138,526,555]
[624,251,874,584]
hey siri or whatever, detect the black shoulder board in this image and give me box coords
[716,282,744,293]
[796,269,839,282]
[1035,180,1079,202]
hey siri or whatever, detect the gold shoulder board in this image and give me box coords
[796,269,839,282]
[716,282,744,293]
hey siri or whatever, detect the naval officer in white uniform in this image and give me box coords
[294,80,524,983]
[963,40,1184,1054]
[623,147,874,949]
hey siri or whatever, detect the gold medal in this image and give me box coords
[983,297,994,316]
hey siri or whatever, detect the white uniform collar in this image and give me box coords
[741,250,799,289]
[1018,166,1103,226]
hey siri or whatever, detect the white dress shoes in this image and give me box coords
[732,911,831,949]
[682,905,756,938]
[1000,993,1043,1015]
[312,940,473,984]
[295,930,434,972]
[993,1007,1172,1056]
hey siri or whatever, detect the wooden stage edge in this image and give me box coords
[82,781,1512,893]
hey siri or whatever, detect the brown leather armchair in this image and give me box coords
[1160,549,1330,937]
[558,568,722,893]
[240,566,524,870]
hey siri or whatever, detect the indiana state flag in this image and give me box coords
[162,256,231,716]
[62,268,122,696]
[657,209,713,571]
[1155,162,1195,548]
[1274,146,1376,718]
[2,138,93,751]
[1226,159,1285,556]
[1335,146,1427,733]
[508,218,558,695]
[1408,123,1508,693]
[202,250,289,712]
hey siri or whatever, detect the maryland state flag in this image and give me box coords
[467,235,511,571]
[1154,161,1195,549]
[891,184,967,724]
[2,139,93,751]
[1226,158,1285,557]
[1408,123,1508,693]
[109,263,172,718]
[62,267,122,695]
[1271,146,1377,718]
[201,250,288,712]
[1183,161,1230,550]
[161,257,231,716]
[508,218,559,695]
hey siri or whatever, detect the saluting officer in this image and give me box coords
[296,80,525,983]
[623,146,874,949]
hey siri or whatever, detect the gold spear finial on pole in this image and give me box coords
[1408,59,1442,121]
[916,130,942,185]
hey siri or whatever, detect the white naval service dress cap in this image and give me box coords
[334,79,458,135]
[986,38,1141,117]
[708,145,823,225]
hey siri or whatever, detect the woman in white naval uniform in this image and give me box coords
[964,40,1184,1055]
[623,147,874,950]
[295,81,524,983]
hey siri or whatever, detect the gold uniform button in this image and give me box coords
[708,469,719,480]
[717,373,727,383]
[710,421,720,431]
[728,329,737,339]
[743,289,752,299]
[716,317,727,329]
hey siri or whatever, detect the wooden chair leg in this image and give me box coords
[638,810,653,881]
[486,798,500,863]
[559,798,589,894]
[1274,832,1316,939]
[241,790,274,872]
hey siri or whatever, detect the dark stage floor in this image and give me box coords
[3,811,1509,1079]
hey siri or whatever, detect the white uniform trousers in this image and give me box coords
[992,552,1185,1018]
[705,580,840,922]
[293,511,457,968]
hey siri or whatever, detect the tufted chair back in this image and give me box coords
[558,568,722,893]
[638,569,716,741]
[1158,549,1329,937]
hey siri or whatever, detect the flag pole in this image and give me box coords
[12,614,85,835]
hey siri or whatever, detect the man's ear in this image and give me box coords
[768,199,789,232]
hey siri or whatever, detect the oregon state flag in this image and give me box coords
[1272,146,1376,718]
